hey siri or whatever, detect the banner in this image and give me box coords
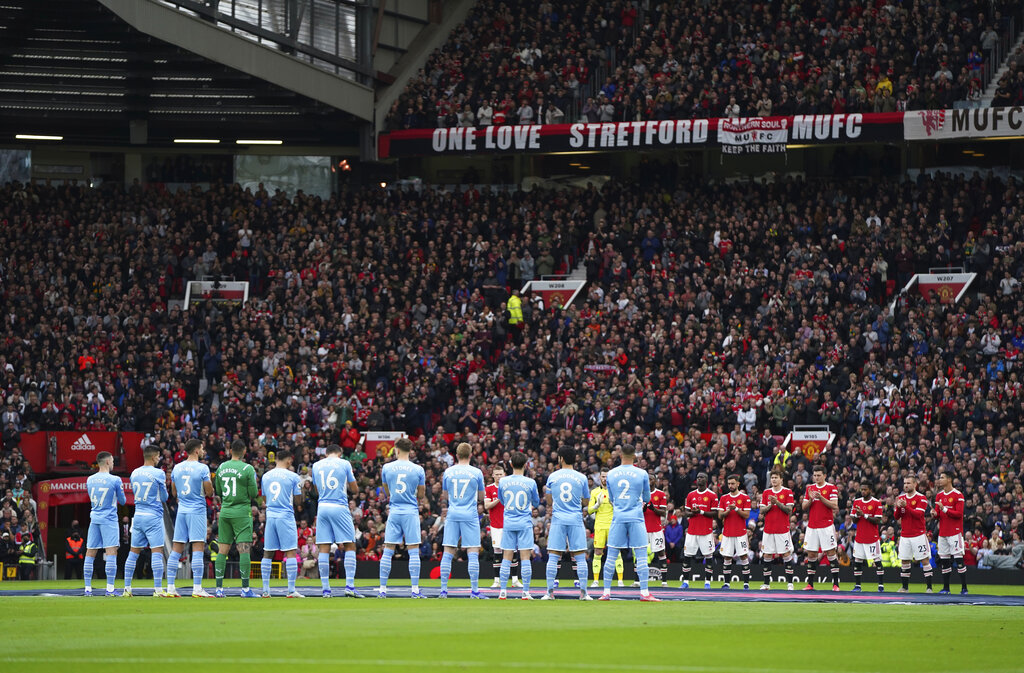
[53,431,118,467]
[905,107,1024,140]
[915,272,976,304]
[522,279,585,309]
[380,113,904,158]
[718,117,788,155]
[34,476,134,551]
[785,426,835,460]
[362,431,406,461]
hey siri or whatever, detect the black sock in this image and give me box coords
[940,557,951,590]
[875,560,885,586]
[762,560,773,585]
[853,560,864,586]
[923,565,933,589]
[806,563,817,586]
[741,562,751,585]
[901,568,910,590]
[703,555,714,583]
[681,555,692,578]
[829,558,840,587]
[784,557,795,584]
[955,557,968,590]
[722,559,732,584]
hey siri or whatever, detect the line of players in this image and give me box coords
[82,439,969,597]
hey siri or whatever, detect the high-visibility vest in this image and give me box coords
[508,295,523,325]
[881,540,898,567]
[19,541,37,565]
[66,537,83,559]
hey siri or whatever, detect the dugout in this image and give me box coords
[33,477,136,570]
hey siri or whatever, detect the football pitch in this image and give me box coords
[3,581,1023,673]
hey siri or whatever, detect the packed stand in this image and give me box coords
[0,451,40,577]
[0,170,1022,575]
[386,0,1020,131]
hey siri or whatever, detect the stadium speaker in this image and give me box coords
[129,120,148,145]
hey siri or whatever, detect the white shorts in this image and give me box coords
[647,530,666,553]
[898,534,931,562]
[803,525,837,552]
[762,533,793,556]
[490,527,503,550]
[720,535,749,558]
[937,534,964,557]
[853,541,882,562]
[684,532,715,557]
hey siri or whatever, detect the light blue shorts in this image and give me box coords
[264,517,298,551]
[384,512,421,545]
[87,521,119,550]
[172,512,207,543]
[130,514,165,548]
[547,522,588,552]
[502,525,534,551]
[607,521,648,550]
[315,504,355,545]
[442,519,481,548]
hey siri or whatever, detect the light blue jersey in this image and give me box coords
[545,468,590,525]
[262,467,302,518]
[498,474,540,529]
[382,459,425,514]
[442,464,485,521]
[171,460,211,515]
[87,472,127,525]
[129,466,168,518]
[606,464,650,523]
[312,456,355,505]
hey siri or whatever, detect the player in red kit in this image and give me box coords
[895,474,933,592]
[717,474,752,589]
[484,464,520,589]
[681,472,717,589]
[850,482,886,592]
[934,469,968,595]
[759,469,795,590]
[801,464,841,591]
[643,474,669,587]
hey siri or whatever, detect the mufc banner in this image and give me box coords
[362,431,406,461]
[379,112,904,158]
[914,272,976,304]
[522,279,585,309]
[904,107,1024,140]
[784,426,835,460]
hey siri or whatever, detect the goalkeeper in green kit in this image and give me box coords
[213,439,259,597]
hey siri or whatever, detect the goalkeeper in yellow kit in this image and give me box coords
[589,468,623,587]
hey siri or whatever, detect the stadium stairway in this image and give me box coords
[981,31,1024,106]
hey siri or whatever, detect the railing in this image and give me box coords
[153,0,373,83]
[958,15,1019,107]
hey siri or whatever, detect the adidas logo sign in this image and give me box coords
[70,434,97,452]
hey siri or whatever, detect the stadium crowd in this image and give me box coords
[0,168,1023,577]
[385,0,1020,131]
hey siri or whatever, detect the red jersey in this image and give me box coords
[718,491,752,537]
[896,492,928,537]
[803,482,838,529]
[644,489,668,533]
[851,496,883,544]
[935,488,965,536]
[685,489,718,536]
[485,483,503,528]
[761,487,795,535]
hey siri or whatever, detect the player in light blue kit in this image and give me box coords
[312,444,359,598]
[543,446,592,600]
[84,451,127,596]
[378,437,426,598]
[123,446,169,596]
[168,439,214,597]
[600,444,660,602]
[497,451,540,600]
[439,442,487,599]
[261,448,304,598]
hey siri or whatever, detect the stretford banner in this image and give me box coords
[905,107,1024,140]
[378,112,904,158]
[521,279,585,309]
[914,272,976,304]
[783,426,835,460]
[361,431,407,461]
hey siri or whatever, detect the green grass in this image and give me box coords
[2,581,1024,673]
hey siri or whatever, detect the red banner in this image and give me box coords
[19,432,48,474]
[122,432,147,472]
[53,431,118,467]
[362,432,406,461]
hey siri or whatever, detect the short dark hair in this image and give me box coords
[230,439,246,457]
[96,451,113,464]
[770,468,784,479]
[143,447,160,460]
[395,437,413,454]
[325,444,342,455]
[621,444,636,457]
[557,446,576,465]
[275,448,293,462]
[727,473,741,484]
[939,469,953,481]
[184,439,203,455]
[812,464,825,474]
[510,451,527,470]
